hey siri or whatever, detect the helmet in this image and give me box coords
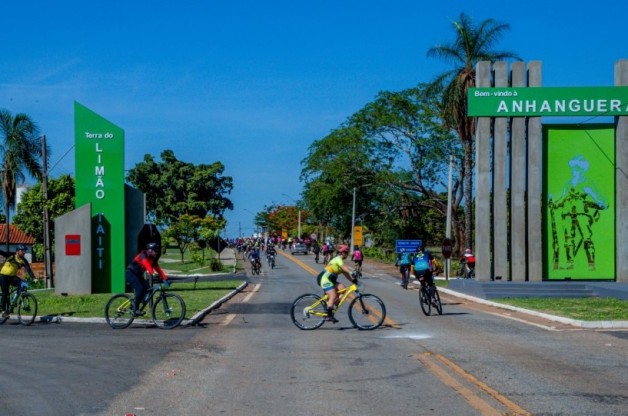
[338,245,349,254]
[146,242,161,251]
[16,244,27,251]
[465,248,472,254]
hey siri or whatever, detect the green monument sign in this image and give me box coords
[74,102,126,293]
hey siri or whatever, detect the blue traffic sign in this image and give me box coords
[395,239,422,253]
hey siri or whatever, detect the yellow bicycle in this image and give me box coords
[290,271,386,330]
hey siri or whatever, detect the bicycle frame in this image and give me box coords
[306,283,359,318]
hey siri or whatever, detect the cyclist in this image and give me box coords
[311,240,320,263]
[248,247,262,273]
[413,246,435,292]
[461,248,476,278]
[266,244,276,264]
[322,240,334,264]
[351,245,364,272]
[125,242,169,316]
[316,244,357,322]
[394,248,413,288]
[0,244,36,318]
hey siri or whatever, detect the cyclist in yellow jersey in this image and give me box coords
[0,244,36,317]
[316,244,357,322]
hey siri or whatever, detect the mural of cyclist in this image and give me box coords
[548,154,608,271]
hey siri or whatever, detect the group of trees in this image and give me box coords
[126,150,233,262]
[256,13,519,254]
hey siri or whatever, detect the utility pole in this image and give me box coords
[42,135,53,288]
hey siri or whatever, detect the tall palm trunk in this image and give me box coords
[463,139,473,251]
[4,199,9,251]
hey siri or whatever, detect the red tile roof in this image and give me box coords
[0,224,36,244]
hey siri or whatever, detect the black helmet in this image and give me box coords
[16,244,27,251]
[146,242,160,251]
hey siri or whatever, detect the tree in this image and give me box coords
[12,174,75,259]
[349,85,463,247]
[0,109,47,250]
[301,124,391,241]
[162,213,225,264]
[427,12,520,250]
[301,85,462,249]
[127,149,234,228]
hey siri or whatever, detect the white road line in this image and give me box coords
[221,314,237,326]
[485,311,562,331]
[242,283,261,303]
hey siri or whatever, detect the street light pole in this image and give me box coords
[282,193,301,240]
[42,135,53,288]
[445,154,454,280]
[350,187,356,254]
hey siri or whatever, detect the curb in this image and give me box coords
[27,280,249,327]
[439,287,628,329]
[187,281,248,326]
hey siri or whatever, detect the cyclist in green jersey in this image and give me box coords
[0,244,36,317]
[316,244,357,322]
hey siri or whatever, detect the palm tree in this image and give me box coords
[0,109,45,250]
[427,12,520,251]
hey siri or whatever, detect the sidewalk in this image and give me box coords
[361,256,628,330]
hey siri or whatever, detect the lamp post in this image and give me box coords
[350,187,356,253]
[350,183,374,255]
[282,193,301,240]
[41,135,53,288]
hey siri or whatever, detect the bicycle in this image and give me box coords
[251,259,262,275]
[0,280,38,326]
[399,265,411,289]
[418,279,442,316]
[105,274,186,329]
[290,271,386,330]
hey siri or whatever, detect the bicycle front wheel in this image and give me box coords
[433,289,443,315]
[151,293,186,329]
[17,293,38,326]
[419,286,432,316]
[290,294,326,330]
[348,293,386,330]
[105,294,135,329]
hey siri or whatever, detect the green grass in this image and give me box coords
[31,280,244,319]
[493,297,628,321]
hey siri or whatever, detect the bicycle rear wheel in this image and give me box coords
[432,289,443,315]
[105,294,135,329]
[152,293,186,329]
[401,268,409,289]
[348,294,386,330]
[290,294,326,330]
[17,292,38,326]
[419,286,432,316]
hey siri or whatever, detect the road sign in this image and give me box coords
[395,239,422,253]
[353,226,363,247]
[441,238,453,259]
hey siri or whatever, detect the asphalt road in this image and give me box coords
[1,250,627,415]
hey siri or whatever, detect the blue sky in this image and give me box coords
[1,1,626,238]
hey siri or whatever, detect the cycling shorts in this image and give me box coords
[316,271,338,292]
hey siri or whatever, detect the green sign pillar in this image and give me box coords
[74,102,126,293]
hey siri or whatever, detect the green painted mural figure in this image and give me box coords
[548,155,608,271]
